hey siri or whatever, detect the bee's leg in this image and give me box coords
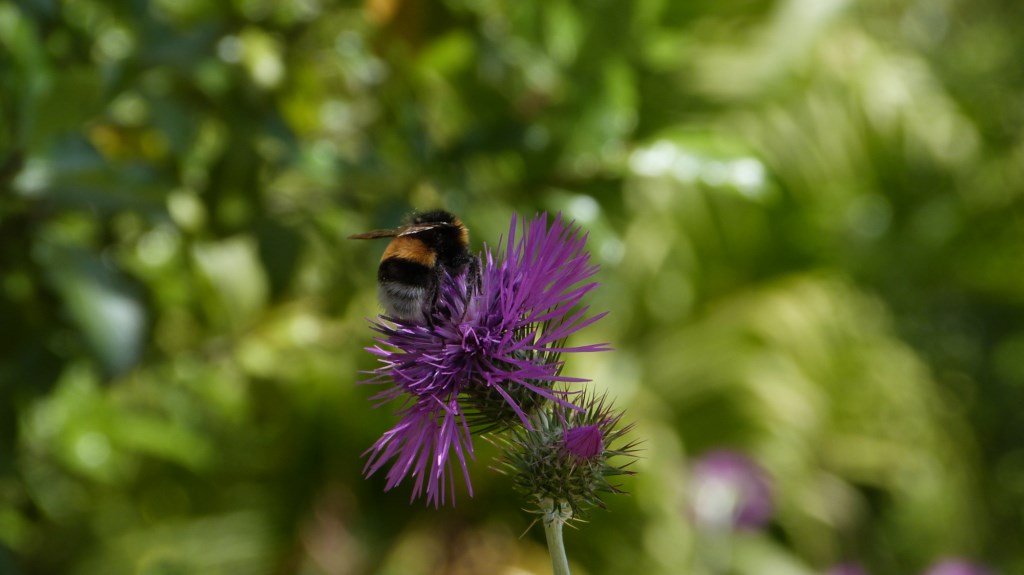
[424,269,441,327]
[466,255,482,295]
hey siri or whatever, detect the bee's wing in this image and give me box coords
[348,229,399,240]
[349,221,449,240]
[396,222,446,236]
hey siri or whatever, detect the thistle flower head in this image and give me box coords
[689,449,773,531]
[360,213,609,506]
[494,392,639,520]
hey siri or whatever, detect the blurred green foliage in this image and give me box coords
[1,0,1022,574]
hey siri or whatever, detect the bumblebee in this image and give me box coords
[349,210,479,323]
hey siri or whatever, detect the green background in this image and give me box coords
[1,0,1021,573]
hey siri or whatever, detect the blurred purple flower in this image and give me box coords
[827,564,869,575]
[689,449,773,531]
[361,213,608,506]
[923,559,994,575]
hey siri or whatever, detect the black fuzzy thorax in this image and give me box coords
[409,210,458,226]
[408,210,473,271]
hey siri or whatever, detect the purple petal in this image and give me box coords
[564,424,604,460]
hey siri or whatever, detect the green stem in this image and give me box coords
[542,499,572,575]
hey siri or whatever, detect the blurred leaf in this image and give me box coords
[38,245,146,377]
[76,511,276,575]
[192,236,269,331]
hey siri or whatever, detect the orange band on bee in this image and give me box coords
[382,236,437,267]
[454,217,469,246]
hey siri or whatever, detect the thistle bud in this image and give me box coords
[494,393,639,519]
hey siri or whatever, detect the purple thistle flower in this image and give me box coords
[689,449,774,531]
[361,213,609,506]
[922,559,994,575]
[563,424,604,460]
